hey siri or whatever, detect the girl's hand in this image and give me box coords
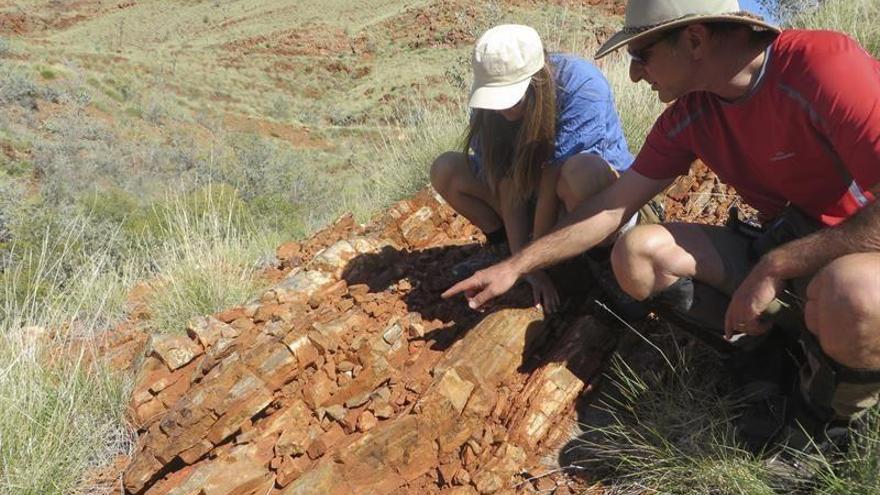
[525,270,559,314]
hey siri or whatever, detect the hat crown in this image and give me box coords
[472,24,544,87]
[625,0,742,30]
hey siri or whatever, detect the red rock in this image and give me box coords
[453,468,472,486]
[307,330,338,354]
[247,342,298,390]
[179,439,213,465]
[124,187,659,495]
[340,407,361,433]
[122,450,162,494]
[276,454,311,487]
[253,303,287,323]
[306,423,345,459]
[156,369,193,408]
[356,410,377,432]
[215,306,247,323]
[302,370,335,410]
[438,461,461,486]
[206,382,273,445]
[276,241,301,262]
[134,398,166,428]
[146,334,203,371]
[275,426,309,457]
[286,334,319,368]
[230,317,255,333]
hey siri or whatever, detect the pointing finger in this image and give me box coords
[442,276,481,299]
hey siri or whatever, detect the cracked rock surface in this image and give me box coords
[122,185,701,495]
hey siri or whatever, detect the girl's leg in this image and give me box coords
[555,153,618,212]
[555,153,622,245]
[430,151,503,234]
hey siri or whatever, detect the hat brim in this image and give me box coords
[468,77,532,110]
[594,14,781,59]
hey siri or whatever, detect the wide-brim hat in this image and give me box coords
[595,0,781,59]
[469,24,545,110]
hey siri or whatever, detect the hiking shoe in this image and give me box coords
[650,278,742,357]
[730,331,802,453]
[735,380,790,454]
[775,388,854,455]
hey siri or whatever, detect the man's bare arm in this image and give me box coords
[443,170,673,308]
[508,170,673,275]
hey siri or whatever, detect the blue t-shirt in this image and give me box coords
[470,53,633,175]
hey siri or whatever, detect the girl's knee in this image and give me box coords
[556,154,617,206]
[430,151,465,192]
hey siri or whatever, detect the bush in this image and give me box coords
[139,188,278,334]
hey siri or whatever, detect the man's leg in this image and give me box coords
[430,151,502,234]
[611,222,751,300]
[800,253,880,421]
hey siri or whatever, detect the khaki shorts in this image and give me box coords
[689,207,880,420]
[699,207,822,335]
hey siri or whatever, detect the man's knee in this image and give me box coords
[611,224,674,300]
[805,253,880,368]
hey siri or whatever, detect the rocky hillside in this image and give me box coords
[119,161,741,495]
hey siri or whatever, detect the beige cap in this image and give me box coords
[469,24,545,110]
[595,0,780,59]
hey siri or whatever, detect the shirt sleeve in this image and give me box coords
[803,36,880,195]
[552,76,607,165]
[631,104,696,179]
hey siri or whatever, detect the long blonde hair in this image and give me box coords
[463,61,557,200]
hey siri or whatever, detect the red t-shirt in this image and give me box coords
[633,29,880,226]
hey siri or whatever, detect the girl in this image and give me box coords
[431,24,635,313]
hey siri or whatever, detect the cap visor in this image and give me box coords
[468,78,531,110]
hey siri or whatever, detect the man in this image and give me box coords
[443,0,880,448]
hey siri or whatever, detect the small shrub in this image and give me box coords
[143,189,276,334]
[0,65,53,108]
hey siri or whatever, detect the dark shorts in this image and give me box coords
[699,206,822,334]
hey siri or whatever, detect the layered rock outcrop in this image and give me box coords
[123,189,618,495]
[123,162,736,495]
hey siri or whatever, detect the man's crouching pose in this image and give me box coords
[444,0,880,450]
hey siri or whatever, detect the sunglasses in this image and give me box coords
[627,28,683,65]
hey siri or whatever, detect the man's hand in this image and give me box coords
[524,270,559,314]
[441,260,520,310]
[724,261,784,339]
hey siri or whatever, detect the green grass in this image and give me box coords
[0,187,282,492]
[573,333,801,494]
[143,188,278,334]
[0,222,136,495]
[792,0,880,55]
[0,0,876,492]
